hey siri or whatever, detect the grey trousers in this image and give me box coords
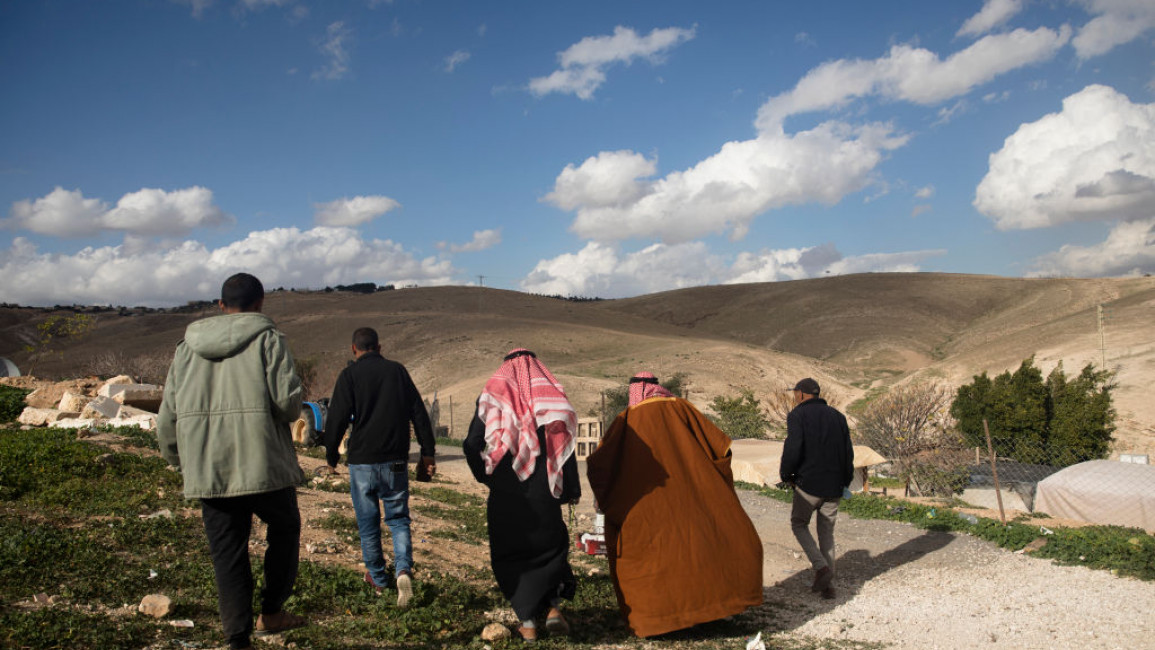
[790,486,840,574]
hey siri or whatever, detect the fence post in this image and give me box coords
[983,418,1007,525]
[449,394,454,438]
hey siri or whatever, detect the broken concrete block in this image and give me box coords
[97,375,135,397]
[111,384,162,412]
[49,418,98,429]
[57,391,91,412]
[110,413,157,431]
[81,396,120,419]
[18,407,81,427]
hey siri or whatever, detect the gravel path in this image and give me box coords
[438,456,1154,648]
[737,490,1155,649]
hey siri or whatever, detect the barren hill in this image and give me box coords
[3,273,1152,455]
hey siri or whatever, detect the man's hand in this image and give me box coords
[417,455,436,481]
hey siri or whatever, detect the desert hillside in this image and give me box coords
[2,273,1152,455]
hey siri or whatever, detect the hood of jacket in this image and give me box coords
[184,312,275,360]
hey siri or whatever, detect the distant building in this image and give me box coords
[575,417,604,461]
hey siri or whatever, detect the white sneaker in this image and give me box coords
[396,572,413,609]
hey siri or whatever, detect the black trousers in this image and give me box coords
[201,487,301,650]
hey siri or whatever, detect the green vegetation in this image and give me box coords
[0,385,31,423]
[951,358,1116,466]
[736,482,1154,580]
[708,388,771,440]
[23,312,96,375]
[412,484,488,543]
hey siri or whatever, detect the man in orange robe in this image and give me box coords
[586,372,763,638]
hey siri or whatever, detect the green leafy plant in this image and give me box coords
[708,388,771,440]
[0,386,30,423]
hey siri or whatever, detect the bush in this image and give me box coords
[0,386,30,423]
[709,388,770,439]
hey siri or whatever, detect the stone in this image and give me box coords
[81,395,120,419]
[57,391,90,412]
[480,623,512,641]
[48,418,97,430]
[112,384,163,412]
[18,407,80,427]
[98,375,135,397]
[138,593,172,618]
[109,412,157,431]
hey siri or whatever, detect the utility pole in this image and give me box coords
[1097,303,1107,369]
[477,275,486,287]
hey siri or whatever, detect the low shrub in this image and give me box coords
[0,386,30,423]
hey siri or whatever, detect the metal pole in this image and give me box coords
[449,395,454,438]
[983,419,1007,526]
[1097,304,1106,369]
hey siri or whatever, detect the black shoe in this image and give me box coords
[810,566,833,592]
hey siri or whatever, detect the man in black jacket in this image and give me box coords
[779,377,853,599]
[324,327,436,608]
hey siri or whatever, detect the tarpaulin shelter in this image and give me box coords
[1034,459,1155,533]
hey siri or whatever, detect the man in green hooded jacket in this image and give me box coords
[158,273,305,650]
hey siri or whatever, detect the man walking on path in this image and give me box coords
[158,272,306,650]
[779,377,854,599]
[324,327,436,608]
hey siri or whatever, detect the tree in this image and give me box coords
[950,357,1115,467]
[1046,362,1116,465]
[708,388,771,440]
[23,313,95,376]
[854,382,966,496]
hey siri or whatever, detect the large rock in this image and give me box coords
[57,391,90,412]
[81,396,121,419]
[18,407,80,427]
[111,384,163,412]
[97,375,135,397]
[111,407,157,431]
[25,379,101,408]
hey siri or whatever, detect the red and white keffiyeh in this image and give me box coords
[628,371,674,406]
[477,349,576,498]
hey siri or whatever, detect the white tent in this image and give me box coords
[0,357,18,377]
[1034,459,1155,533]
[729,438,886,489]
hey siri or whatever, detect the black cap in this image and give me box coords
[792,378,820,395]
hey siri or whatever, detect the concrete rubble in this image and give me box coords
[13,376,161,431]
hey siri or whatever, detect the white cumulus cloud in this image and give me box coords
[756,26,1069,130]
[437,229,501,253]
[958,0,1025,38]
[520,241,945,298]
[0,227,456,307]
[1028,218,1155,277]
[4,187,108,237]
[974,85,1155,230]
[550,122,908,243]
[1073,0,1155,59]
[102,187,232,235]
[4,186,233,237]
[314,195,401,226]
[528,25,696,100]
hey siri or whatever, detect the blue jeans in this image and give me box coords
[348,462,412,586]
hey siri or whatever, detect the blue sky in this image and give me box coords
[1,0,1153,307]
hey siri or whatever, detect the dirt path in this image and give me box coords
[297,449,1154,649]
[742,488,1155,649]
